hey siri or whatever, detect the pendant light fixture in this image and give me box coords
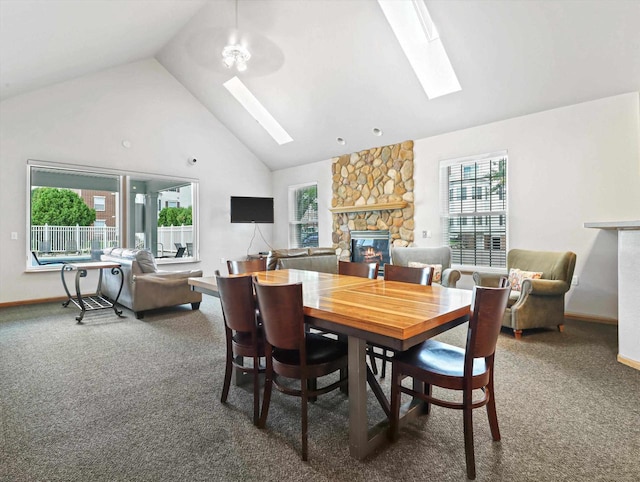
[222,0,251,72]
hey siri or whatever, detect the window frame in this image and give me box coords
[93,195,106,212]
[288,182,319,249]
[26,160,199,270]
[440,150,508,270]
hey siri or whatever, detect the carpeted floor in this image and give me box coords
[1,299,639,481]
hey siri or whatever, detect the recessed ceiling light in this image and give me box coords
[372,128,383,136]
[377,0,461,99]
[336,137,346,145]
[223,76,293,145]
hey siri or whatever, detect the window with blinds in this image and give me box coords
[289,183,319,248]
[440,151,507,267]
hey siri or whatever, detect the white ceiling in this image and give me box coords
[2,0,639,171]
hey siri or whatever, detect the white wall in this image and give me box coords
[0,59,273,304]
[271,159,332,250]
[271,93,640,320]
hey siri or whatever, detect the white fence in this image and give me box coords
[32,224,193,255]
[31,225,119,253]
[156,225,193,256]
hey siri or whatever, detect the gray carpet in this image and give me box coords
[1,299,639,481]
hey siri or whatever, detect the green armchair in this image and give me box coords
[473,249,576,339]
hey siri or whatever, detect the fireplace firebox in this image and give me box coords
[350,230,390,273]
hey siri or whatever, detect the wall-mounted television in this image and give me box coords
[230,196,274,224]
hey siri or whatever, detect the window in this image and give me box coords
[440,151,507,267]
[289,183,318,248]
[93,196,105,211]
[28,162,198,268]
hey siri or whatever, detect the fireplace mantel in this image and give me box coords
[329,201,407,214]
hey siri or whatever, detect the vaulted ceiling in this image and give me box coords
[2,0,639,170]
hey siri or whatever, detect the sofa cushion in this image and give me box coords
[408,261,442,283]
[135,250,158,273]
[508,268,542,292]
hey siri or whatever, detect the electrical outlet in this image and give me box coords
[571,276,579,286]
[426,230,432,238]
[11,232,18,240]
[422,230,427,238]
[220,257,225,265]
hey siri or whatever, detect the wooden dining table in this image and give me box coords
[189,268,472,459]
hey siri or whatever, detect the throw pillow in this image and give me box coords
[408,261,442,283]
[508,268,543,291]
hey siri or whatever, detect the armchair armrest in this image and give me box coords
[441,268,461,288]
[521,278,569,297]
[472,271,507,288]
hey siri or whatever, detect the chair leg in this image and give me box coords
[221,338,233,404]
[308,378,318,403]
[367,346,378,375]
[486,376,501,441]
[252,354,260,426]
[557,323,565,333]
[422,383,432,415]
[463,406,476,480]
[301,377,308,461]
[389,363,401,442]
[513,329,523,340]
[258,358,273,429]
[381,350,388,378]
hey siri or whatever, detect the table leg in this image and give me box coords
[61,265,74,307]
[348,336,389,459]
[75,268,88,323]
[108,267,124,317]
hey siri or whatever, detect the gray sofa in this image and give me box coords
[390,246,461,287]
[266,247,338,273]
[100,247,203,319]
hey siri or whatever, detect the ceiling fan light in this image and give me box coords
[221,44,251,71]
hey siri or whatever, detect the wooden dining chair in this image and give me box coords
[384,263,433,286]
[215,270,265,425]
[389,279,511,480]
[371,264,435,377]
[338,260,379,279]
[253,279,348,461]
[227,257,267,275]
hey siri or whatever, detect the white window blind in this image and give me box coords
[288,183,318,248]
[440,151,507,268]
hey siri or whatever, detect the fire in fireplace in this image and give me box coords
[350,230,390,271]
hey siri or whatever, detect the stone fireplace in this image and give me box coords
[331,141,414,261]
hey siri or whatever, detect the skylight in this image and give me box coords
[223,76,293,145]
[377,0,461,99]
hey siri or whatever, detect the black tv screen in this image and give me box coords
[230,196,274,223]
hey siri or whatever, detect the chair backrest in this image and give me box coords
[507,249,576,284]
[338,260,378,279]
[384,264,433,285]
[466,279,511,360]
[227,258,267,275]
[186,242,193,256]
[253,280,305,351]
[215,270,258,333]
